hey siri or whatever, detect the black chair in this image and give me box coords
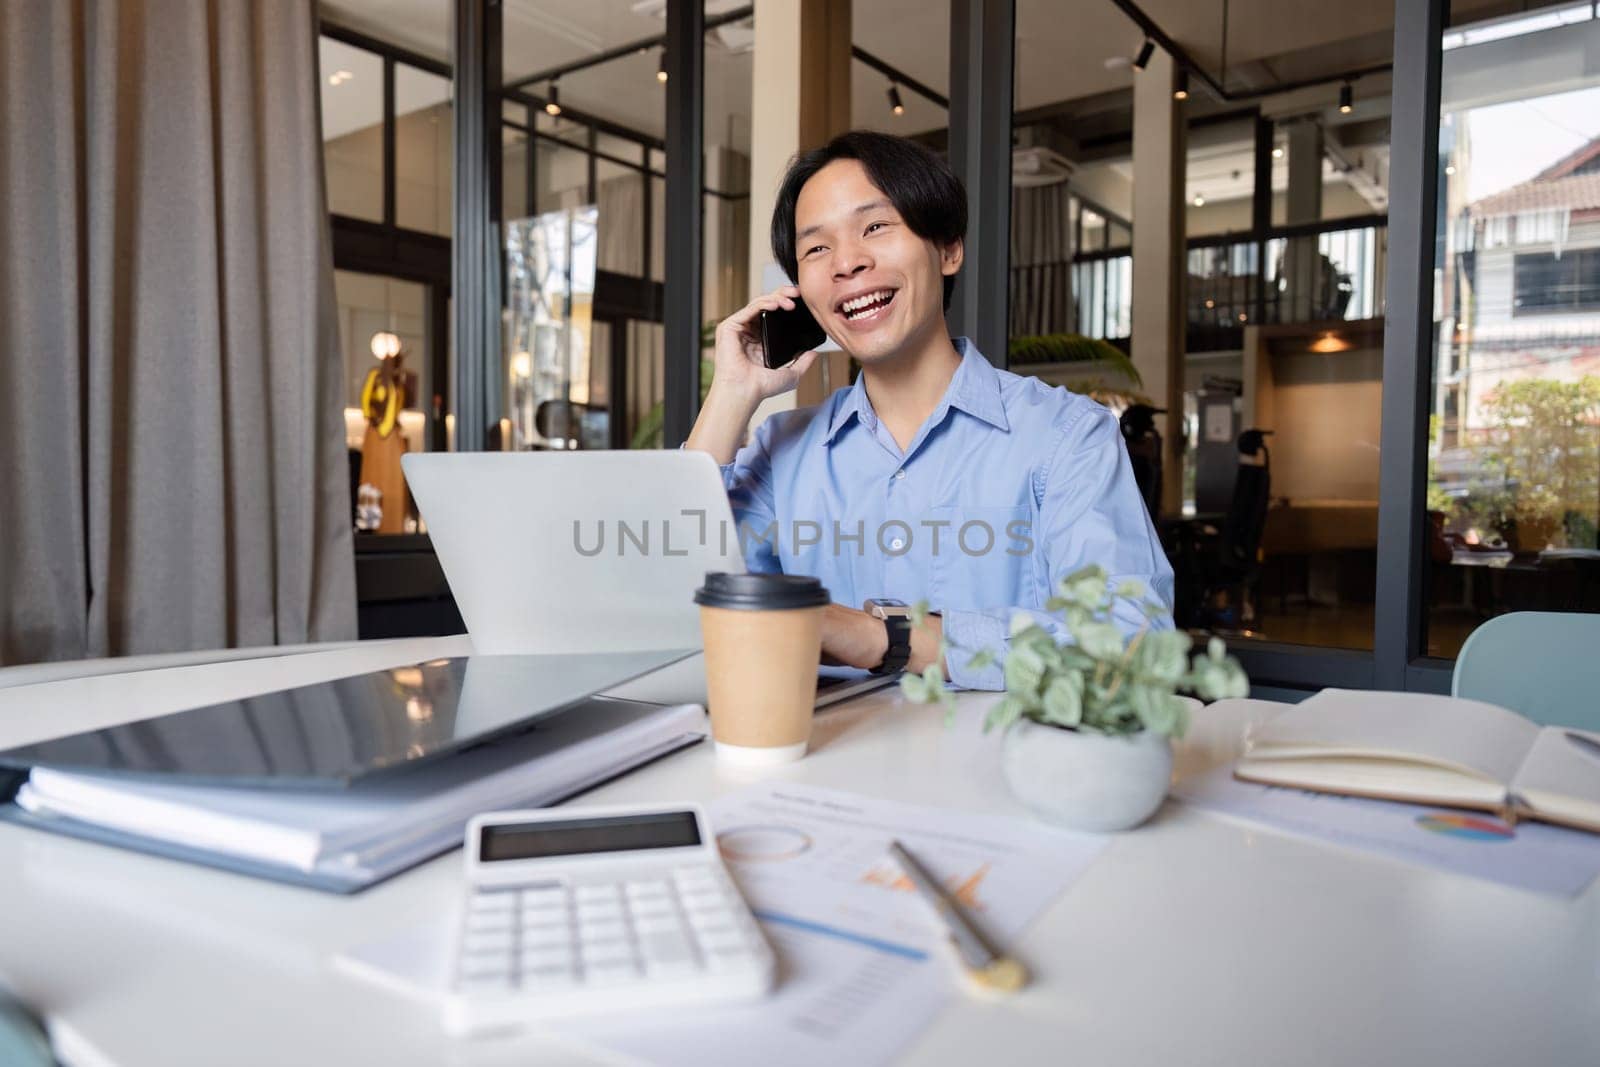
[1168,429,1272,630]
[1119,403,1164,523]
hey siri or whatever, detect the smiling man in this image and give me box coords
[686,131,1173,689]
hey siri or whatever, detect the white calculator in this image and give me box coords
[445,804,776,1035]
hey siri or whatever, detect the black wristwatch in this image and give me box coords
[865,599,914,676]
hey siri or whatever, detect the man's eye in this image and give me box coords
[866,222,889,234]
[804,245,826,257]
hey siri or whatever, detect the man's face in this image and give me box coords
[792,159,962,366]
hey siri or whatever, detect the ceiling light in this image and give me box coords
[1133,39,1155,71]
[545,81,562,117]
[1272,146,1284,159]
[887,84,905,116]
[1445,162,1457,175]
[1174,69,1189,101]
[327,69,353,87]
[1339,82,1353,114]
[657,50,668,83]
[1193,194,1206,207]
[369,331,401,360]
[1309,330,1353,354]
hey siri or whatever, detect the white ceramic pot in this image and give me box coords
[999,718,1173,832]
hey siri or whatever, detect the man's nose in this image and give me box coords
[832,244,872,279]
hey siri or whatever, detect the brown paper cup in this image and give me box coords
[694,572,828,765]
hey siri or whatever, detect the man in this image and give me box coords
[686,131,1172,689]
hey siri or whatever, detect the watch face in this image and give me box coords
[865,598,911,619]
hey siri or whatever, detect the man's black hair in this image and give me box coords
[770,130,967,310]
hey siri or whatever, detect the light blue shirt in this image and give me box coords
[719,338,1175,690]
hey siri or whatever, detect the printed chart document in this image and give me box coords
[1176,765,1600,897]
[558,783,1106,1067]
[337,783,1106,1065]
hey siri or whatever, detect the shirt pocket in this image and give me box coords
[928,504,1035,611]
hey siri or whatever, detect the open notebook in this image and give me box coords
[1234,689,1600,834]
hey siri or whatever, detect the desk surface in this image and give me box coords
[0,639,1596,1067]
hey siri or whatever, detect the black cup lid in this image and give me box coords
[693,571,830,611]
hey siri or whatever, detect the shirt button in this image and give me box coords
[890,538,906,551]
[893,469,906,480]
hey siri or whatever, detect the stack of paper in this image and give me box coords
[11,698,705,892]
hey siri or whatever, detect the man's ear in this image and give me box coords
[940,238,965,277]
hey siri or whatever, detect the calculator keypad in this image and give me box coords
[454,865,765,994]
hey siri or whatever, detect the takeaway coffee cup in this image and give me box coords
[694,572,830,765]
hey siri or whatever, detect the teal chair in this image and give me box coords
[1452,611,1600,731]
[0,994,54,1066]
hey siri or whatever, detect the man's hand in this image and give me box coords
[685,287,822,465]
[819,603,947,679]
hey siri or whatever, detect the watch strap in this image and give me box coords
[872,613,913,675]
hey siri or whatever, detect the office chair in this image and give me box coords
[1119,403,1164,522]
[1169,429,1272,630]
[1452,611,1600,731]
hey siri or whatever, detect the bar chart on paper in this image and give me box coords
[560,783,1106,1067]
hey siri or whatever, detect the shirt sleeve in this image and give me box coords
[940,403,1176,691]
[718,420,783,574]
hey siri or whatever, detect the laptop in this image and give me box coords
[403,451,898,708]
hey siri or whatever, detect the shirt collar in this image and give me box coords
[821,337,1009,446]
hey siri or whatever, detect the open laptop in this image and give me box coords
[402,451,896,708]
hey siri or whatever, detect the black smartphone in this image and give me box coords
[759,301,827,370]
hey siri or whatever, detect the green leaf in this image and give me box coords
[983,695,1026,734]
[1058,565,1109,611]
[1114,579,1146,599]
[1073,620,1126,661]
[964,649,995,672]
[1003,642,1047,695]
[899,673,929,703]
[1208,636,1227,663]
[1039,675,1084,728]
[909,600,930,628]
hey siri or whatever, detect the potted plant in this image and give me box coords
[900,565,1248,832]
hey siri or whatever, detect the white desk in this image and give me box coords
[0,639,1596,1067]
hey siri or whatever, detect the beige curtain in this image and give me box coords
[0,0,356,665]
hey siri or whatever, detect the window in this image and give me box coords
[1513,250,1600,314]
[1424,9,1600,659]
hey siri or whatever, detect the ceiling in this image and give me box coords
[318,0,1536,160]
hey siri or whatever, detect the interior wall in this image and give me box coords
[1186,183,1377,236]
[1263,345,1383,502]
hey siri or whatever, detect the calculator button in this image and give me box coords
[577,918,626,940]
[464,931,515,954]
[459,953,513,979]
[465,910,516,932]
[519,926,572,949]
[521,889,566,908]
[574,884,620,903]
[638,931,694,962]
[643,956,702,978]
[583,959,641,985]
[519,946,576,971]
[519,965,579,990]
[458,973,515,995]
[469,891,518,912]
[694,928,747,953]
[521,907,568,929]
[631,914,683,935]
[576,901,623,921]
[703,946,760,971]
[628,899,676,920]
[625,880,671,899]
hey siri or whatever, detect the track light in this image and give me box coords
[887,84,905,116]
[1133,38,1155,71]
[1174,69,1188,100]
[1339,82,1353,114]
[545,81,561,117]
[657,50,668,83]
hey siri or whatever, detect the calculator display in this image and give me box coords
[480,811,701,862]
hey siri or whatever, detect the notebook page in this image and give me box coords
[1242,689,1539,786]
[1511,729,1600,832]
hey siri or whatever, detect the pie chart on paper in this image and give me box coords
[716,825,814,862]
[1414,812,1516,841]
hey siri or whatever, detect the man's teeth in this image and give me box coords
[841,290,893,318]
